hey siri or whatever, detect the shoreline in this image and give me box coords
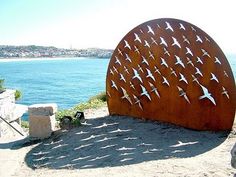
[0,56,110,62]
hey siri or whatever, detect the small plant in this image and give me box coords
[15,89,22,101]
[21,120,29,129]
[56,91,107,127]
[0,79,5,93]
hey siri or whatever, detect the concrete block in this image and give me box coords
[29,114,56,139]
[28,103,57,116]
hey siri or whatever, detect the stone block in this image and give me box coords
[28,103,57,116]
[29,114,56,139]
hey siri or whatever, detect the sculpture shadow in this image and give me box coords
[24,115,228,169]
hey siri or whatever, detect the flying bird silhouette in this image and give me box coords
[196,57,203,64]
[162,76,170,87]
[187,57,194,67]
[199,84,216,106]
[118,48,123,56]
[221,86,229,99]
[111,80,118,90]
[138,64,144,73]
[172,37,181,48]
[130,82,135,90]
[124,66,129,74]
[165,21,174,32]
[133,94,143,110]
[195,67,203,77]
[140,84,152,101]
[149,82,160,98]
[191,26,197,32]
[196,35,203,43]
[224,71,229,77]
[134,45,140,54]
[110,69,114,75]
[163,47,170,56]
[121,87,133,105]
[179,73,188,84]
[154,66,161,75]
[146,68,156,81]
[191,74,199,84]
[151,37,158,45]
[120,73,126,83]
[175,55,185,68]
[186,47,193,56]
[170,67,177,77]
[134,33,142,43]
[125,53,132,63]
[142,56,149,66]
[124,40,131,50]
[149,51,155,59]
[160,37,168,47]
[147,25,155,35]
[182,35,190,44]
[144,40,151,48]
[179,23,186,30]
[177,86,190,103]
[210,73,219,83]
[161,57,168,68]
[115,56,122,66]
[113,66,118,73]
[132,68,143,83]
[201,48,211,58]
[214,57,221,65]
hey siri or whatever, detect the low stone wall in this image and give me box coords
[0,89,28,138]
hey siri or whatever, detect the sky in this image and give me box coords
[0,0,236,54]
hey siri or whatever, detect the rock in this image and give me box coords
[28,103,57,139]
[28,103,57,116]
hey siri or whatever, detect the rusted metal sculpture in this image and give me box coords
[106,18,236,131]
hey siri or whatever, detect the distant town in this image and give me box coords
[0,45,113,59]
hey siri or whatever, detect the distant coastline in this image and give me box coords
[0,45,114,59]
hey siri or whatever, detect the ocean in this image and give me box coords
[0,55,235,111]
[0,57,109,110]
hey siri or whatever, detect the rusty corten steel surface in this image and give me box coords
[106,18,236,131]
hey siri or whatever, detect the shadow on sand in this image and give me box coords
[21,115,228,169]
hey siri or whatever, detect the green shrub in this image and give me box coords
[15,90,22,101]
[21,120,29,129]
[56,92,107,126]
[0,79,5,92]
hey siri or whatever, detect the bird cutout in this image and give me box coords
[165,21,174,32]
[151,37,158,45]
[170,67,177,77]
[149,82,160,98]
[124,66,129,74]
[144,40,151,48]
[142,56,149,66]
[175,55,185,68]
[107,91,111,98]
[147,25,155,35]
[113,66,118,73]
[214,57,222,65]
[205,36,210,42]
[124,40,131,50]
[134,45,140,54]
[125,53,132,63]
[149,51,155,60]
[172,37,181,48]
[177,86,190,103]
[118,48,123,56]
[120,73,126,83]
[163,47,170,56]
[179,73,188,84]
[196,35,203,43]
[191,74,200,84]
[186,47,193,56]
[182,35,190,44]
[130,82,135,90]
[110,69,114,75]
[187,57,194,67]
[140,84,152,101]
[138,64,144,73]
[146,68,156,81]
[179,23,186,30]
[159,37,168,47]
[162,76,170,87]
[140,29,144,34]
[191,26,197,32]
[121,87,133,105]
[154,66,161,75]
[134,33,142,43]
[210,73,219,83]
[132,68,143,83]
[111,80,118,90]
[198,84,216,106]
[195,67,203,77]
[196,56,203,64]
[222,86,229,99]
[133,94,143,110]
[224,71,229,77]
[157,23,161,28]
[160,57,168,68]
[201,48,211,58]
[115,56,122,66]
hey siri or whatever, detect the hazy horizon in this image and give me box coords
[0,0,236,54]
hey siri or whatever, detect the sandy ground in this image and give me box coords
[0,106,236,177]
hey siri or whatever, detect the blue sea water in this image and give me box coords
[0,57,109,110]
[0,55,235,113]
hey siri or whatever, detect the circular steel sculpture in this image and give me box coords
[106,18,236,131]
